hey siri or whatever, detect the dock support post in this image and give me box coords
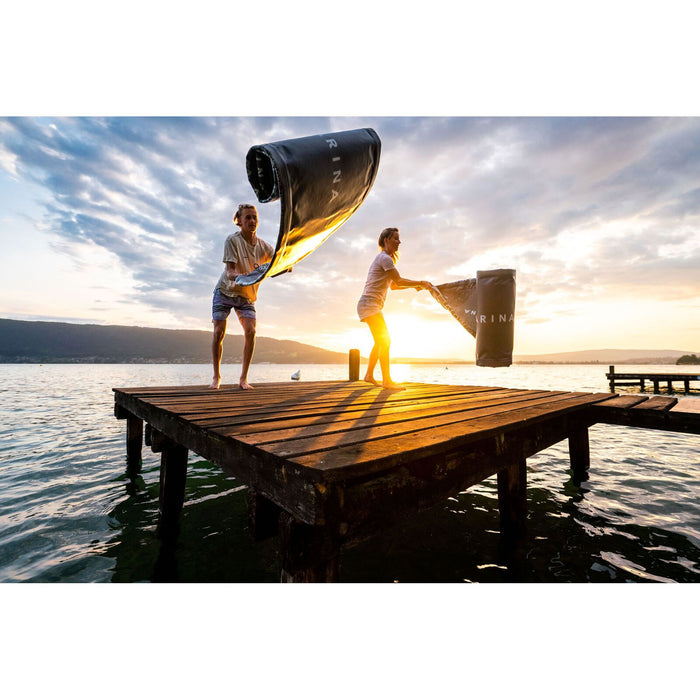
[497,459,527,538]
[154,437,188,537]
[568,424,590,481]
[126,415,144,471]
[653,379,660,393]
[247,488,282,540]
[278,512,341,582]
[349,348,360,381]
[608,365,615,392]
[115,404,144,471]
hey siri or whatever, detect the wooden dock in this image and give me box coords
[607,364,700,394]
[113,380,700,582]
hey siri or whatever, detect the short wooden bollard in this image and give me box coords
[349,348,360,381]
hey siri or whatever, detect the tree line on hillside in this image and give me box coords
[676,354,700,365]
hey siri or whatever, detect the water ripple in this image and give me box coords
[1,363,698,582]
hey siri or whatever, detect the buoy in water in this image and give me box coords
[291,370,300,381]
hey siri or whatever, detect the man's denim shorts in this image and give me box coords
[212,288,256,321]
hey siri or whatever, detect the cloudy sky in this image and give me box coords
[2,3,699,360]
[1,115,699,359]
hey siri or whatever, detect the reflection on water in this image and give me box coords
[0,363,698,582]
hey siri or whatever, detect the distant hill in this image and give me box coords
[514,348,699,364]
[0,318,347,364]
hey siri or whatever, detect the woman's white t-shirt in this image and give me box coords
[360,251,396,306]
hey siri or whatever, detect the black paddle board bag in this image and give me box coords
[237,127,381,286]
[430,268,516,367]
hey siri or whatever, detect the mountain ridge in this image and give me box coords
[0,318,347,364]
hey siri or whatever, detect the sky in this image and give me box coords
[1,115,699,359]
[1,2,699,361]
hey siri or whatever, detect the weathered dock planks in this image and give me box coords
[113,381,700,581]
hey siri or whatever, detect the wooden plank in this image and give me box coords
[186,386,502,427]
[116,384,500,423]
[247,391,575,459]
[606,373,700,380]
[285,393,611,477]
[592,395,700,434]
[671,398,700,414]
[593,395,649,409]
[211,389,556,439]
[629,396,677,411]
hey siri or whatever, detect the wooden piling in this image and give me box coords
[114,405,143,470]
[497,459,527,538]
[126,415,143,470]
[155,437,188,536]
[278,512,341,582]
[568,423,591,481]
[247,488,282,541]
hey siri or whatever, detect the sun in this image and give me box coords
[383,314,472,360]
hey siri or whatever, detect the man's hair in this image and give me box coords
[233,204,256,226]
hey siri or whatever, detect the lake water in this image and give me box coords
[1,362,699,584]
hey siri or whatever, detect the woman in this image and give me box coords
[357,227,432,390]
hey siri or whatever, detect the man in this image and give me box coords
[210,204,274,390]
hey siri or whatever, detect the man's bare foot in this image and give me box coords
[382,381,405,391]
[239,380,254,390]
[363,375,381,386]
[209,377,221,389]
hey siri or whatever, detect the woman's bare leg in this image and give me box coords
[364,314,403,390]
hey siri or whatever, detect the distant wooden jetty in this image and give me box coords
[114,368,700,582]
[607,365,700,394]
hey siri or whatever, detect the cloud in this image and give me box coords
[1,116,699,347]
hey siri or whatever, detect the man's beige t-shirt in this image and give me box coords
[216,232,274,302]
